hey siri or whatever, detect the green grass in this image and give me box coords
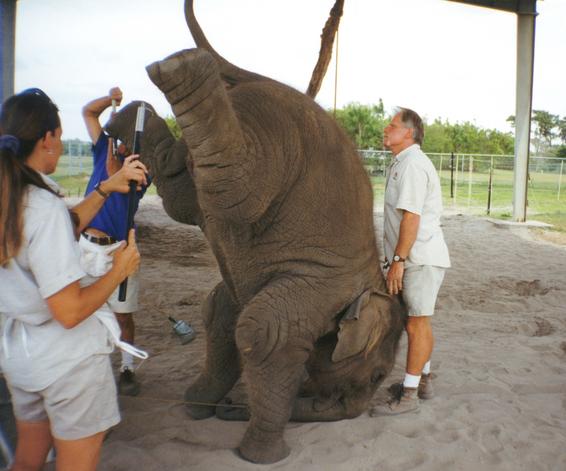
[52,154,563,226]
[369,166,566,221]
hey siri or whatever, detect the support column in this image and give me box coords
[0,0,17,104]
[513,11,536,222]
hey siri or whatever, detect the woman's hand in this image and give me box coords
[111,229,141,280]
[102,155,148,193]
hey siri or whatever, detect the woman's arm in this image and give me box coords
[46,230,140,328]
[70,155,148,234]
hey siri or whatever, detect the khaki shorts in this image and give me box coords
[402,265,446,317]
[7,354,120,440]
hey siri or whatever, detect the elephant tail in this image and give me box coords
[185,0,269,87]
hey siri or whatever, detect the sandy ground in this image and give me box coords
[92,196,565,471]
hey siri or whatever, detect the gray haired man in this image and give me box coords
[371,108,450,415]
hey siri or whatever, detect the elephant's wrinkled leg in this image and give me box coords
[235,279,328,464]
[184,282,241,419]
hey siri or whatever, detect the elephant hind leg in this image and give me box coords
[235,277,336,464]
[184,282,241,419]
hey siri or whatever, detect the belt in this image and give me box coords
[81,232,117,246]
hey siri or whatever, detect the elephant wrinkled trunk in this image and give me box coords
[146,49,269,224]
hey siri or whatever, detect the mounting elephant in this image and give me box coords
[105,0,406,464]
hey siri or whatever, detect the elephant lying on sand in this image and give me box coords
[106,0,406,464]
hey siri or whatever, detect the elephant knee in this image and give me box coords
[236,312,284,366]
[202,283,238,329]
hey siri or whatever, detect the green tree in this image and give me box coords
[532,109,558,148]
[557,117,566,145]
[422,119,451,153]
[333,101,386,149]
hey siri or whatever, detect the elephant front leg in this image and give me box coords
[234,279,327,464]
[184,282,241,419]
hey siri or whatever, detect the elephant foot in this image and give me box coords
[238,434,290,464]
[215,397,250,421]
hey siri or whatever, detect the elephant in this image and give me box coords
[105,0,406,464]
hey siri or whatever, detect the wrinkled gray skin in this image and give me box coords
[105,0,406,464]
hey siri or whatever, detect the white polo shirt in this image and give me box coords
[383,144,450,268]
[0,176,113,391]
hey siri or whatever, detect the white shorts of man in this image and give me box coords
[371,264,445,416]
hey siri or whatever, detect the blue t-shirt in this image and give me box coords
[84,133,148,240]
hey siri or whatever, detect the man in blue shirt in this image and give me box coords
[80,87,148,396]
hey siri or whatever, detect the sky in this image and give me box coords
[14,0,566,141]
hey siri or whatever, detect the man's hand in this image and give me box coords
[386,261,405,295]
[109,87,123,107]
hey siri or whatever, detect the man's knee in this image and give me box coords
[405,315,431,336]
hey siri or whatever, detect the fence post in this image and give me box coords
[439,154,444,180]
[558,160,564,201]
[450,152,454,199]
[454,154,460,202]
[467,156,473,207]
[487,156,494,215]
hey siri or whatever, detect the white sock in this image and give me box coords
[403,373,421,389]
[422,361,431,375]
[121,351,134,372]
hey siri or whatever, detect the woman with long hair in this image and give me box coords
[0,88,148,471]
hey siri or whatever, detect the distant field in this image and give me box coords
[51,154,564,231]
[369,169,566,232]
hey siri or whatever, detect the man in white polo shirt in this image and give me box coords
[371,107,450,415]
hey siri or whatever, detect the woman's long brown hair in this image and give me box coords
[0,90,61,266]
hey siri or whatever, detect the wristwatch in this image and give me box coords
[94,182,109,199]
[392,254,406,263]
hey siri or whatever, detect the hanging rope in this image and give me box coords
[306,0,345,99]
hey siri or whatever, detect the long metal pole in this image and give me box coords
[333,28,339,117]
[512,12,536,221]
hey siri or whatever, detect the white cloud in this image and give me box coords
[14,0,566,140]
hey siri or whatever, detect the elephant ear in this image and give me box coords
[331,290,391,363]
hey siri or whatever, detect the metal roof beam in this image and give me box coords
[1,0,17,105]
[446,0,537,15]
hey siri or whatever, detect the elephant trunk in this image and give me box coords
[106,102,203,226]
[146,49,265,224]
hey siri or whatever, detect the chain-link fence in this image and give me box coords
[55,146,564,216]
[360,150,565,216]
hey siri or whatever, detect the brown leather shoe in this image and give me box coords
[369,386,419,416]
[418,374,434,400]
